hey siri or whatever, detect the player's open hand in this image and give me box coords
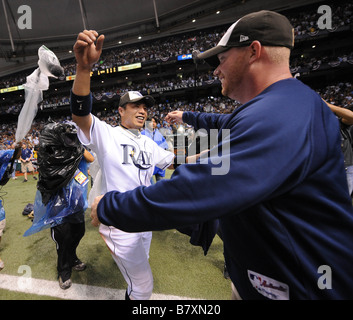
[90,194,104,227]
[73,30,105,69]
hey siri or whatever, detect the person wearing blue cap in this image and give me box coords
[90,11,353,299]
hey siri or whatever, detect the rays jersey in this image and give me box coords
[77,114,174,300]
[77,115,174,193]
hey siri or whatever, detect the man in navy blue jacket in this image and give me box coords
[90,11,353,299]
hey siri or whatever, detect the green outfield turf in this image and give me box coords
[0,171,231,300]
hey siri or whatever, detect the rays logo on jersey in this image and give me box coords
[121,144,152,170]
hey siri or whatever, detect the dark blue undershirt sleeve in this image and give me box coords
[182,111,229,132]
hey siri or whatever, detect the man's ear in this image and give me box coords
[118,106,125,117]
[249,41,262,64]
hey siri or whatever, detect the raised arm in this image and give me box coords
[325,100,353,125]
[71,30,104,140]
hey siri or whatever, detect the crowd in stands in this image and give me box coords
[0,0,352,89]
[0,94,238,150]
[62,0,353,78]
[290,50,353,72]
[0,80,352,152]
[0,0,352,151]
[318,82,353,109]
[291,1,352,36]
[1,63,352,113]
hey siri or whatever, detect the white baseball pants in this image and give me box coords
[99,224,153,300]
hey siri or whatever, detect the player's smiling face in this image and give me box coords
[214,47,248,103]
[119,103,148,129]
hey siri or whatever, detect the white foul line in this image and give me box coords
[0,274,199,300]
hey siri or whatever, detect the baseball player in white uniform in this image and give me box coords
[70,30,174,299]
